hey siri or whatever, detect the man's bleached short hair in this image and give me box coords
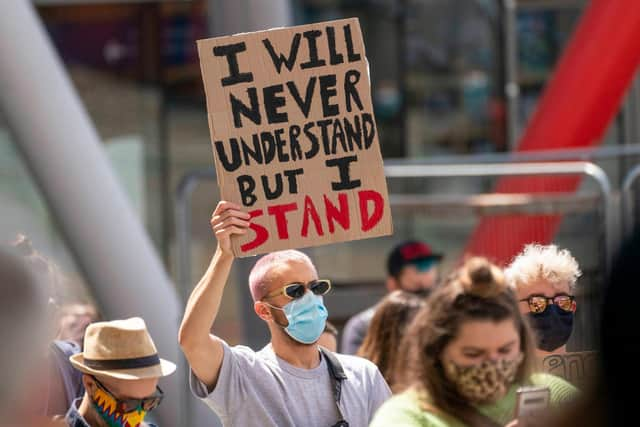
[249,250,318,301]
[505,244,581,293]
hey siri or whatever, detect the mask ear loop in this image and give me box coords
[261,301,289,328]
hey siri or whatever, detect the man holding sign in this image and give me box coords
[179,201,391,427]
[179,19,392,426]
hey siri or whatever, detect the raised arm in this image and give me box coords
[178,201,250,390]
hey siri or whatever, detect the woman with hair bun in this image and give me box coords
[370,257,577,427]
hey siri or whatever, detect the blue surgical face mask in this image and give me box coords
[269,291,328,344]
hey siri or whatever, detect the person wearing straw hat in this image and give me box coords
[63,317,176,427]
[179,201,391,427]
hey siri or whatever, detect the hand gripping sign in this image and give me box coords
[197,18,393,257]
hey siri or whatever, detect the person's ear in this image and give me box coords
[386,276,400,292]
[254,301,273,321]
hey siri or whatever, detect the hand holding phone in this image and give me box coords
[515,385,550,420]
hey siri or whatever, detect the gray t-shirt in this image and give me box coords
[340,306,376,355]
[190,341,391,427]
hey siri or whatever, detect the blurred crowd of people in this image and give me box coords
[2,203,636,427]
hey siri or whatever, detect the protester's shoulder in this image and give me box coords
[225,341,257,355]
[344,306,376,329]
[370,391,448,427]
[221,341,263,366]
[530,372,579,403]
[51,339,81,357]
[333,352,390,393]
[377,391,422,412]
[357,305,377,322]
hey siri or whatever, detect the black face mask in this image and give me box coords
[528,305,574,352]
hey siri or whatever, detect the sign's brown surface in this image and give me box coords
[197,18,392,256]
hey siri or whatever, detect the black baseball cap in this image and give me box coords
[387,240,443,278]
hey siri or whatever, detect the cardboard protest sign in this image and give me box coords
[197,18,393,257]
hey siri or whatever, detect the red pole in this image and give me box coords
[465,0,640,265]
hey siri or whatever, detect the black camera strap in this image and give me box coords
[319,347,349,427]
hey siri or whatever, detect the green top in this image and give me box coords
[369,373,577,427]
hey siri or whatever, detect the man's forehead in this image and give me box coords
[518,279,571,297]
[264,259,317,285]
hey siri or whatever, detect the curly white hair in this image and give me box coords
[505,244,581,293]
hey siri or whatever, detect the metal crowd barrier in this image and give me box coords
[384,162,613,272]
[176,143,640,298]
[622,163,640,235]
[175,161,613,297]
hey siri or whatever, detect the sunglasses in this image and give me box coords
[93,377,164,413]
[262,279,332,300]
[519,294,576,314]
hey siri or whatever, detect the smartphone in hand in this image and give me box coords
[515,385,550,419]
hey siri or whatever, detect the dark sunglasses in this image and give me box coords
[93,377,164,413]
[519,294,576,314]
[262,279,332,301]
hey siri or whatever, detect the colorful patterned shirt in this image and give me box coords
[64,398,158,427]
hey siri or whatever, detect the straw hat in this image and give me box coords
[69,317,176,380]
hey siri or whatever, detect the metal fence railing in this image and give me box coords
[622,163,640,235]
[176,162,612,292]
[175,160,613,352]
